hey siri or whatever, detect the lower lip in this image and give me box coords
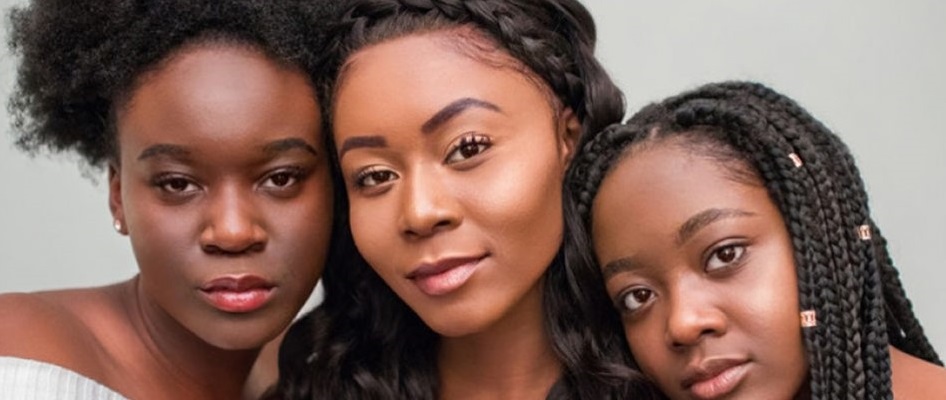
[201,288,273,313]
[688,362,750,400]
[411,259,482,296]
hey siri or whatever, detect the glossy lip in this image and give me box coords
[406,254,487,297]
[199,275,276,313]
[681,357,750,400]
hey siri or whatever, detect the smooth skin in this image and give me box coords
[333,31,581,399]
[592,141,807,400]
[591,138,946,399]
[0,45,332,399]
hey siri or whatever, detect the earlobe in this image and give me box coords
[558,107,582,167]
[108,163,128,235]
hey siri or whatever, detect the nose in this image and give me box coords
[665,280,727,349]
[199,186,267,255]
[398,170,461,239]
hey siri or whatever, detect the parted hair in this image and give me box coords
[274,0,661,399]
[7,0,333,170]
[566,81,941,400]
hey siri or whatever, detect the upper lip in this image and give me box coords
[680,356,749,389]
[200,275,274,292]
[406,254,487,279]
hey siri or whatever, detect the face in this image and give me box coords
[109,45,333,350]
[333,32,579,337]
[591,140,807,400]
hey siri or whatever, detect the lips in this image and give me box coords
[406,255,486,296]
[681,357,750,400]
[199,275,275,313]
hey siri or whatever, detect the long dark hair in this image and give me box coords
[566,81,941,400]
[274,0,660,399]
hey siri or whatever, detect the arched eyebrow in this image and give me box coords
[337,97,502,160]
[676,208,755,246]
[420,97,502,134]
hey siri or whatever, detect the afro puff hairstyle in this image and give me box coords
[7,0,335,170]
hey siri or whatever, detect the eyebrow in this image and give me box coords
[421,97,502,134]
[676,208,755,246]
[602,257,638,281]
[337,97,502,160]
[137,138,317,162]
[138,144,190,161]
[262,138,318,156]
[338,135,387,160]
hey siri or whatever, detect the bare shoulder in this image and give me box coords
[890,346,946,399]
[0,288,110,372]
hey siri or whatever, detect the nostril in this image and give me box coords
[202,242,265,256]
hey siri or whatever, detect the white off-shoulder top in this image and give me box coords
[0,356,127,399]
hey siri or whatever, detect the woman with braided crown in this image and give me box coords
[565,80,946,399]
[273,0,659,399]
[1,0,340,398]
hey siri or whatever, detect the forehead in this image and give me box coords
[332,32,554,133]
[591,143,773,242]
[115,45,321,157]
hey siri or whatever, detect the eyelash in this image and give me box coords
[615,286,656,315]
[353,165,399,189]
[444,133,492,164]
[704,242,749,273]
[261,167,307,189]
[153,173,200,196]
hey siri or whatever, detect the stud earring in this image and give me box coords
[113,219,124,234]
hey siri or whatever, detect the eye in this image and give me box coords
[154,174,200,195]
[617,287,656,313]
[445,133,491,164]
[355,166,399,188]
[705,244,747,272]
[261,167,305,190]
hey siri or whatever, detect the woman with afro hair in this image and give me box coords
[1,0,339,398]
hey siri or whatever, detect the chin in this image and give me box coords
[200,320,285,351]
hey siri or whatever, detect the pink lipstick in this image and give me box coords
[406,255,485,296]
[199,275,274,313]
[681,358,750,399]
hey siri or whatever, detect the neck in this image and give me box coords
[118,277,260,399]
[438,283,561,400]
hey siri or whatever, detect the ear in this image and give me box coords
[108,163,128,235]
[557,107,582,167]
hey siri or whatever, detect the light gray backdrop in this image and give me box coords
[1,1,943,351]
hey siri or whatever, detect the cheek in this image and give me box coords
[348,197,398,273]
[625,319,676,387]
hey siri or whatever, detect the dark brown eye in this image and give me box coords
[706,244,746,272]
[356,167,399,188]
[269,173,292,187]
[621,287,655,312]
[445,134,491,164]
[157,177,196,194]
[459,142,482,158]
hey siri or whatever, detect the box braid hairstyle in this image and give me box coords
[565,80,941,400]
[7,0,336,173]
[273,0,660,399]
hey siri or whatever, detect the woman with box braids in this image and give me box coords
[565,80,945,399]
[274,0,660,399]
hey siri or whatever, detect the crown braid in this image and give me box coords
[565,81,940,400]
[319,0,623,138]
